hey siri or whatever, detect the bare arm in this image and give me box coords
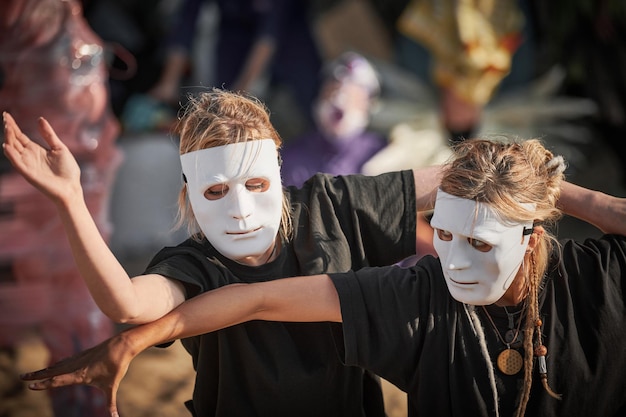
[20,274,340,415]
[558,181,626,235]
[133,273,341,344]
[2,112,185,323]
[412,165,443,211]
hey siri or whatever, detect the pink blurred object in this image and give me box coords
[0,1,121,415]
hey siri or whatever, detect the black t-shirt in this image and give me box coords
[144,171,417,417]
[330,235,626,417]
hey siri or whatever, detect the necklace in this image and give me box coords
[481,304,526,375]
[503,306,524,348]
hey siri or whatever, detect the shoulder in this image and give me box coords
[331,256,445,305]
[303,170,412,188]
[548,234,626,303]
[144,238,239,295]
[558,234,626,267]
[287,171,414,209]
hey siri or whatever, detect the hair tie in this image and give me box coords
[546,155,566,177]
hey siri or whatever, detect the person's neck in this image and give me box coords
[234,237,281,266]
[495,270,528,307]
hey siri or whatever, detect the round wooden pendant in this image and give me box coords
[497,348,523,375]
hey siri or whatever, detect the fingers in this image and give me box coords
[22,373,86,390]
[20,367,61,381]
[109,387,119,417]
[3,112,63,152]
[3,112,25,155]
[38,116,65,150]
[21,365,121,417]
[20,364,85,389]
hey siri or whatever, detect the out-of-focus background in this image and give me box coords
[1,0,625,416]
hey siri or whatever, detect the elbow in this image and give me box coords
[115,314,140,325]
[103,305,148,325]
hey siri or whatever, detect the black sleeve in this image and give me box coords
[328,259,440,390]
[557,234,626,321]
[143,240,238,298]
[289,170,417,267]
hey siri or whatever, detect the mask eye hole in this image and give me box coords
[468,238,493,252]
[435,228,452,241]
[204,184,229,200]
[245,178,270,193]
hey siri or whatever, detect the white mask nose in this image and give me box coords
[227,185,254,220]
[446,241,472,270]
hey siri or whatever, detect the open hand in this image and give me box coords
[20,333,135,417]
[2,112,82,204]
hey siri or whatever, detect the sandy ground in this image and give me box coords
[1,333,407,417]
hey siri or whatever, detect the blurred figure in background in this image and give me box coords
[149,0,323,133]
[281,51,386,188]
[0,1,120,415]
[281,51,436,261]
[395,0,533,143]
[81,0,175,121]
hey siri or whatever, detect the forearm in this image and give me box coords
[558,182,626,235]
[121,275,342,352]
[122,283,261,353]
[412,165,443,211]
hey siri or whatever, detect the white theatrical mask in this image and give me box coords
[180,139,283,262]
[430,189,534,305]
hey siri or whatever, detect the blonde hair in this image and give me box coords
[173,88,293,241]
[440,137,566,417]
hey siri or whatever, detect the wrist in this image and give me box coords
[118,326,152,358]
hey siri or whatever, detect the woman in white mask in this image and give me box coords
[3,87,444,417]
[19,137,626,417]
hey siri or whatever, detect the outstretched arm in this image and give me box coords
[558,182,626,235]
[21,274,340,416]
[2,112,185,323]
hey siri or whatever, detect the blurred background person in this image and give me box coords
[394,0,534,144]
[281,50,437,262]
[149,0,323,136]
[0,1,121,416]
[281,51,386,187]
[82,0,176,124]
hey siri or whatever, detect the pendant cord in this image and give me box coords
[481,304,525,348]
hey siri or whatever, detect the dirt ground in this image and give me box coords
[0,332,407,417]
